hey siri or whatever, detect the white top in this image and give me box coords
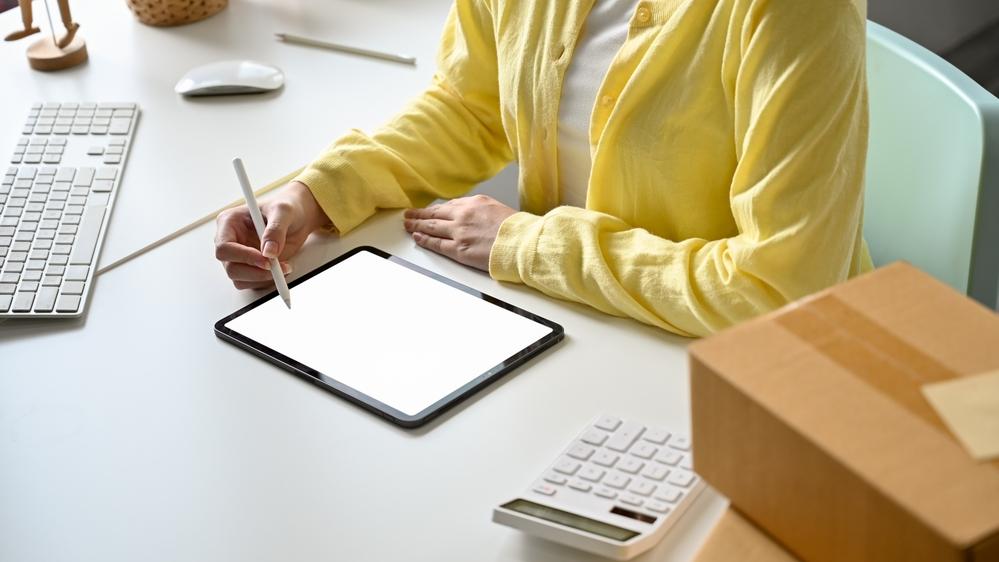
[557,0,636,207]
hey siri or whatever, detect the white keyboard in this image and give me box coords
[1,102,138,317]
[493,415,704,560]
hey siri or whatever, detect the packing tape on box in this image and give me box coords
[775,293,999,470]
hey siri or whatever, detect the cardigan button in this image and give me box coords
[635,5,652,24]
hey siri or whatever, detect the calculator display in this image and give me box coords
[501,499,639,542]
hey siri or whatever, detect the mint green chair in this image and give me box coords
[865,21,999,308]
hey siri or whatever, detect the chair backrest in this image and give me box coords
[865,21,999,309]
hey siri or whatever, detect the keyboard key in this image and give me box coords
[41,275,61,286]
[73,167,95,186]
[33,287,57,312]
[543,472,568,486]
[55,294,81,312]
[61,281,84,295]
[109,118,131,134]
[667,436,691,451]
[95,167,117,181]
[56,167,75,182]
[646,501,671,514]
[567,443,595,461]
[553,459,581,476]
[92,180,113,192]
[594,487,618,500]
[12,291,34,311]
[595,416,622,432]
[618,457,644,474]
[568,480,592,493]
[604,473,630,489]
[631,443,658,459]
[532,484,556,496]
[666,470,696,488]
[629,481,657,497]
[642,464,670,481]
[654,450,683,466]
[0,294,10,311]
[22,270,41,282]
[0,283,15,294]
[65,265,89,281]
[581,429,608,446]
[643,428,671,445]
[620,494,643,507]
[653,487,682,504]
[578,466,605,483]
[606,421,645,452]
[592,450,619,468]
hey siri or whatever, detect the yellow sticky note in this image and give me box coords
[922,370,999,461]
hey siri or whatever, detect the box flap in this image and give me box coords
[690,263,999,548]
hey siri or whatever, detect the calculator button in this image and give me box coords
[620,494,644,507]
[666,470,697,488]
[654,487,682,503]
[618,457,644,474]
[629,481,657,497]
[592,450,619,467]
[668,435,691,451]
[642,464,670,481]
[579,466,605,482]
[631,443,658,459]
[680,455,693,470]
[568,443,595,461]
[642,428,671,445]
[654,450,683,466]
[606,421,645,452]
[595,487,618,499]
[595,416,622,432]
[544,473,568,486]
[533,484,557,496]
[569,480,593,492]
[581,429,608,446]
[554,459,581,476]
[647,501,671,514]
[605,473,631,489]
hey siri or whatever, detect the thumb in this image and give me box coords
[260,202,292,259]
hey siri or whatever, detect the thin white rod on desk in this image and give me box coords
[41,0,57,46]
[275,32,416,66]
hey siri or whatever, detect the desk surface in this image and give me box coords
[1,0,451,270]
[0,2,726,561]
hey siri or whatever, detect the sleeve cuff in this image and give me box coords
[292,154,368,235]
[488,211,544,284]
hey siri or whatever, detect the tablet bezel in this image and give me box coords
[214,246,564,428]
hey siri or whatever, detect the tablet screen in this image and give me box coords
[222,249,557,418]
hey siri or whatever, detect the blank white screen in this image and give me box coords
[225,250,554,416]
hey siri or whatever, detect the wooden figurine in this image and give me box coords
[5,0,87,71]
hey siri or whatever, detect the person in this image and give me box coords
[214,0,872,337]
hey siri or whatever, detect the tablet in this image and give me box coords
[215,246,563,428]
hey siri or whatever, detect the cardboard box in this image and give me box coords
[689,263,999,562]
[691,507,799,562]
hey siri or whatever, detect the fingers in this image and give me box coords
[403,217,454,239]
[404,203,456,221]
[224,261,292,283]
[260,201,294,258]
[412,231,459,260]
[215,241,269,269]
[215,208,267,266]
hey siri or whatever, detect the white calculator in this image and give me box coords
[493,415,704,560]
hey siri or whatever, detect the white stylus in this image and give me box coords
[232,157,292,309]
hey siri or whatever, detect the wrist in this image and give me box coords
[289,180,332,232]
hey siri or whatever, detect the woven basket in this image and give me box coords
[125,0,228,27]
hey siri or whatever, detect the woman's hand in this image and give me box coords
[214,181,329,290]
[403,194,517,271]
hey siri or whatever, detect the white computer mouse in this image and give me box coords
[174,60,285,96]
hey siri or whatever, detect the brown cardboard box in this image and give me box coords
[689,263,999,562]
[691,508,800,562]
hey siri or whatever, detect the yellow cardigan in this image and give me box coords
[295,0,873,337]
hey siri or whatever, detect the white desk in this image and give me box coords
[1,0,452,269]
[0,2,727,561]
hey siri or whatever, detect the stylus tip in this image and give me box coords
[282,295,292,309]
